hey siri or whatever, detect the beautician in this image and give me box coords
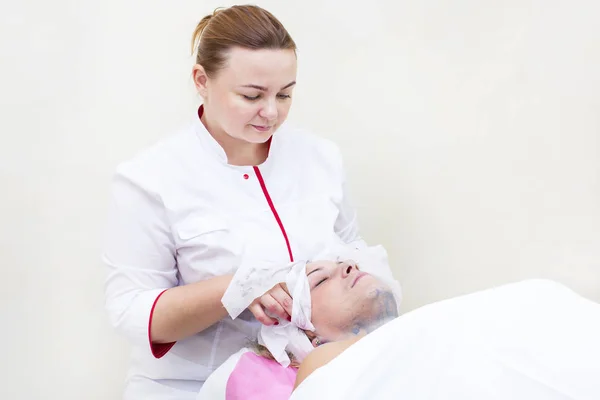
[102,5,396,399]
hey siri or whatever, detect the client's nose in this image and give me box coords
[341,262,355,278]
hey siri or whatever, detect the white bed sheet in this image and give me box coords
[291,279,600,400]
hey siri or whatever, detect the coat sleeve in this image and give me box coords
[102,165,178,358]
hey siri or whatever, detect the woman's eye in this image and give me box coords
[243,94,290,101]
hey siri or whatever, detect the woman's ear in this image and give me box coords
[192,64,209,98]
[304,330,320,347]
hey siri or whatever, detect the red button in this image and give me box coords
[243,174,249,180]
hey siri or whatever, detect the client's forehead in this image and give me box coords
[306,260,339,275]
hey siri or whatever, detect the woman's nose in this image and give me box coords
[259,99,278,120]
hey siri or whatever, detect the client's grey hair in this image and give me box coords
[350,288,399,335]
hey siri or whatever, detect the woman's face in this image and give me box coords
[193,47,297,144]
[306,260,397,343]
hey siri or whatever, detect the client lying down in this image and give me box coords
[200,246,600,400]
[198,257,398,399]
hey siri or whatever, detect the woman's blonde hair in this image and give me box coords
[191,5,297,78]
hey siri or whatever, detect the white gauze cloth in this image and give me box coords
[222,259,315,367]
[257,261,315,367]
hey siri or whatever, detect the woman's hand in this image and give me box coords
[249,283,293,325]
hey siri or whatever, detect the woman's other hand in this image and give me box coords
[249,283,292,325]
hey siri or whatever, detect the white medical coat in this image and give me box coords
[102,107,376,399]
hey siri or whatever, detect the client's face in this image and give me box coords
[305,260,397,343]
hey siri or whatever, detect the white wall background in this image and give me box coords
[2,0,599,398]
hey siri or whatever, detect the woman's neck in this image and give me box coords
[201,109,269,166]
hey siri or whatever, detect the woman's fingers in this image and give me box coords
[268,284,293,320]
[260,293,290,322]
[248,282,294,325]
[248,301,277,326]
[278,282,290,296]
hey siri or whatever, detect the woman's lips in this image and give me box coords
[251,125,272,132]
[352,272,368,288]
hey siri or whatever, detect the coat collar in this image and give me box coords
[192,105,285,174]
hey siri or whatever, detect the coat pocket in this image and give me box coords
[175,214,229,241]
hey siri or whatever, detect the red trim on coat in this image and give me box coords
[148,289,176,359]
[253,166,294,263]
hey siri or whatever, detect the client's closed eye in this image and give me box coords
[315,277,327,288]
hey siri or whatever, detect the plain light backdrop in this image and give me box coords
[1,1,599,398]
